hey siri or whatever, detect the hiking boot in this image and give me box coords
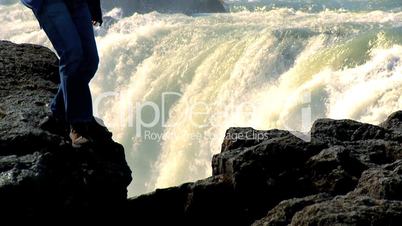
[89,117,113,140]
[70,125,90,148]
[69,118,112,147]
[39,113,68,136]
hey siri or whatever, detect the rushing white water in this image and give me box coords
[1,0,402,196]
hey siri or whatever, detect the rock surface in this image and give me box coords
[128,116,402,225]
[290,195,402,226]
[0,40,132,222]
[251,193,333,226]
[2,40,402,225]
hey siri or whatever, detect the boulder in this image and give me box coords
[251,193,332,226]
[353,160,402,200]
[310,118,400,145]
[0,41,132,222]
[127,110,402,226]
[291,196,402,226]
[380,111,402,133]
[3,40,402,225]
[127,175,242,226]
[305,145,366,194]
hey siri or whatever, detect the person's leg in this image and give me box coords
[68,3,114,140]
[41,0,68,119]
[62,0,100,128]
[37,0,93,124]
[50,86,64,119]
[70,2,115,141]
[70,0,99,84]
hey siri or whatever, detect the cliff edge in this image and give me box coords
[1,40,402,225]
[0,40,132,222]
[128,113,402,225]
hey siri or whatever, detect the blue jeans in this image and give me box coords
[37,0,99,124]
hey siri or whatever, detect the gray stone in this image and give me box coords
[291,196,402,226]
[252,193,332,226]
[353,160,402,200]
[380,111,402,133]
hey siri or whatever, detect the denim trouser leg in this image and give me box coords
[37,0,99,124]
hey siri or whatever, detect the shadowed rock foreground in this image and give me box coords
[1,40,402,225]
[128,114,402,225]
[0,41,132,222]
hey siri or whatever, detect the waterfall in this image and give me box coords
[1,0,401,196]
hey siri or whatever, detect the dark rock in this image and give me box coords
[3,40,402,226]
[213,128,296,178]
[251,193,332,226]
[306,146,366,194]
[380,111,402,133]
[344,140,402,166]
[310,118,401,145]
[0,107,6,119]
[0,142,131,220]
[0,40,59,145]
[291,196,402,226]
[221,134,319,222]
[0,40,59,84]
[127,110,402,226]
[254,194,402,226]
[128,131,324,225]
[353,160,402,200]
[219,127,292,153]
[0,41,132,222]
[127,175,242,226]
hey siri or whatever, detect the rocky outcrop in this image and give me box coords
[128,114,402,225]
[352,160,402,200]
[251,193,333,226]
[102,0,226,17]
[127,175,241,225]
[0,41,132,222]
[2,40,402,225]
[290,195,402,226]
